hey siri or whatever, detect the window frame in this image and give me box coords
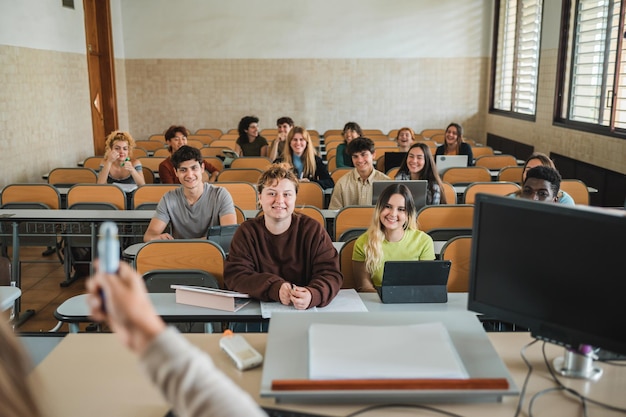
[554,0,626,140]
[489,0,544,121]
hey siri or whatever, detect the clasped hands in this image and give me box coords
[279,282,311,310]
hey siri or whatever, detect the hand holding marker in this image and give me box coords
[121,157,130,167]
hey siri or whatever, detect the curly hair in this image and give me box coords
[257,162,300,195]
[104,131,136,158]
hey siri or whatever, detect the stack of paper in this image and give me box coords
[171,285,251,312]
[308,322,468,380]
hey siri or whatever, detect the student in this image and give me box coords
[267,116,294,161]
[143,146,236,241]
[384,126,416,171]
[395,127,416,152]
[234,115,268,157]
[86,262,266,417]
[328,137,390,209]
[434,122,474,166]
[224,163,343,309]
[274,126,334,189]
[97,131,146,185]
[520,165,561,203]
[395,142,447,205]
[352,183,435,292]
[335,121,362,168]
[520,152,574,205]
[159,125,220,183]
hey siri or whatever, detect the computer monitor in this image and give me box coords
[468,194,626,356]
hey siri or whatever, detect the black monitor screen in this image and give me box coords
[468,194,626,355]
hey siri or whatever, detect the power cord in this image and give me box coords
[513,338,539,417]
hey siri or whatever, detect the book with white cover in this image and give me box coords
[171,285,251,312]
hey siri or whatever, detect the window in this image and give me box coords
[491,0,544,118]
[556,0,626,137]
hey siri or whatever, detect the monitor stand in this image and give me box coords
[552,345,603,381]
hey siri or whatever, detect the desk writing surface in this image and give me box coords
[31,332,626,417]
[0,286,20,311]
[0,209,154,221]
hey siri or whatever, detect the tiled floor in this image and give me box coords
[8,246,88,333]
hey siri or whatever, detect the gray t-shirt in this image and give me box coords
[154,183,235,239]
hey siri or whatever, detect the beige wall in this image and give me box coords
[0,45,93,187]
[125,57,489,141]
[485,49,626,175]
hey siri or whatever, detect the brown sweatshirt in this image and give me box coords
[224,213,343,308]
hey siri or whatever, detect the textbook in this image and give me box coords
[171,285,251,312]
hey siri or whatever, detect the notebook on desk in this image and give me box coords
[372,180,428,210]
[436,155,468,174]
[376,260,451,304]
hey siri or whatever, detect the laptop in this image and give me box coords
[372,180,428,210]
[383,152,407,171]
[376,260,451,303]
[436,155,468,174]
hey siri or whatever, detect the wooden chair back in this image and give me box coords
[135,140,166,152]
[67,184,127,210]
[138,157,166,173]
[195,128,223,138]
[216,182,258,210]
[203,156,225,172]
[323,129,343,137]
[416,204,474,233]
[386,167,400,178]
[142,167,155,184]
[148,134,165,142]
[217,168,263,183]
[153,148,171,158]
[331,167,352,184]
[327,156,337,172]
[133,184,180,209]
[135,240,226,287]
[234,205,245,224]
[475,154,518,170]
[83,156,103,171]
[560,179,589,205]
[498,166,523,183]
[186,139,205,149]
[334,206,375,241]
[230,157,272,170]
[200,147,230,158]
[133,148,149,158]
[294,206,326,229]
[470,146,495,159]
[442,166,492,185]
[463,182,521,204]
[441,236,472,292]
[324,135,344,145]
[1,184,61,209]
[188,135,214,145]
[296,182,325,208]
[325,147,337,161]
[441,181,457,204]
[430,133,445,143]
[48,167,97,186]
[339,237,357,289]
[420,129,445,139]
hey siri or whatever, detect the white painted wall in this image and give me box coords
[119,0,492,59]
[0,0,86,53]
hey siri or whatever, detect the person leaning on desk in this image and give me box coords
[224,163,343,309]
[0,261,266,417]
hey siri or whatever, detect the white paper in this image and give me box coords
[260,289,368,318]
[308,322,469,380]
[170,285,249,298]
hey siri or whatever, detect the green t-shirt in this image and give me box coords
[352,228,435,287]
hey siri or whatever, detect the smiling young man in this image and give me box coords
[143,146,237,241]
[520,165,562,203]
[328,137,390,209]
[224,163,342,310]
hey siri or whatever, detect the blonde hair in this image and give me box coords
[364,184,419,275]
[281,127,317,178]
[0,319,42,417]
[104,131,137,159]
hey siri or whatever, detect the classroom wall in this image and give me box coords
[485,1,626,174]
[119,0,492,140]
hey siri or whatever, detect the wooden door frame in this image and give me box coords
[83,0,118,156]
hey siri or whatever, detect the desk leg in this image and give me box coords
[69,323,79,333]
[10,222,36,328]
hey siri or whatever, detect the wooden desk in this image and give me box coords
[31,332,626,416]
[55,292,470,333]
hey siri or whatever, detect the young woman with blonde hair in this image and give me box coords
[352,183,435,292]
[275,126,334,189]
[98,130,146,185]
